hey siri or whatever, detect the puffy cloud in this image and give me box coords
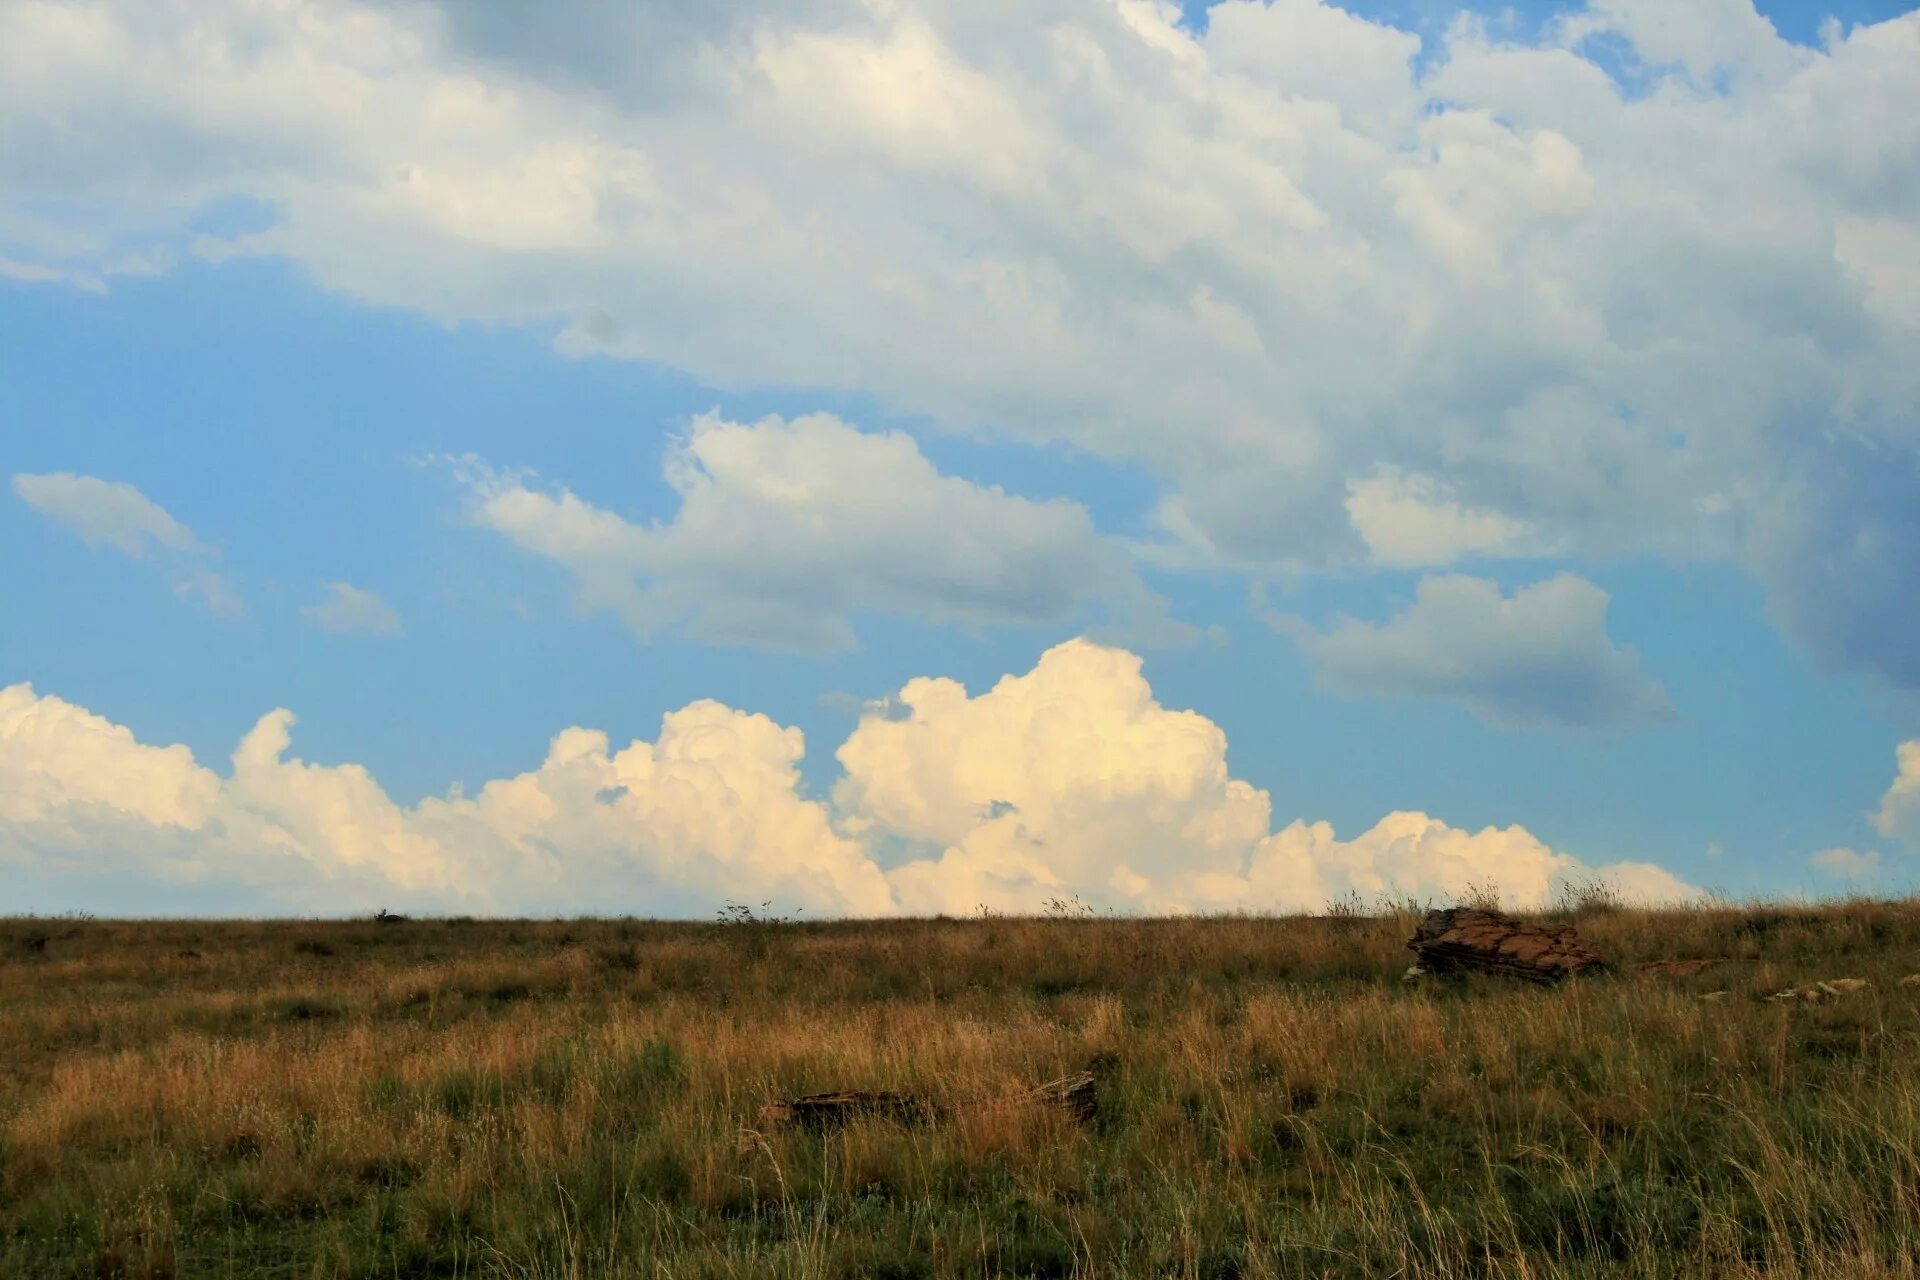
[841,638,1695,913]
[1247,812,1696,913]
[1811,846,1880,880]
[12,471,241,616]
[0,682,890,915]
[455,412,1185,650]
[4,1,1919,682]
[838,638,1272,912]
[0,640,1697,915]
[1560,0,1806,83]
[1835,218,1920,329]
[0,682,221,830]
[301,582,403,636]
[1281,573,1676,729]
[1201,0,1421,137]
[1876,740,1920,852]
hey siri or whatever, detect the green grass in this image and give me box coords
[2,901,1919,1277]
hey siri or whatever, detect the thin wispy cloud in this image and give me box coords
[13,472,242,617]
[302,582,403,637]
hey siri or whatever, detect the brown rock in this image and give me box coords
[1407,907,1611,985]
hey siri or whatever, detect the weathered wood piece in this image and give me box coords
[753,1068,1100,1137]
[1635,958,1727,977]
[755,1090,931,1132]
[1408,907,1611,985]
[1764,977,1869,1003]
[1024,1070,1098,1124]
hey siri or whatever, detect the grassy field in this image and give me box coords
[4,899,1920,1279]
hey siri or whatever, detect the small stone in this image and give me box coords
[1402,964,1429,981]
[1898,974,1920,988]
[1698,990,1730,1002]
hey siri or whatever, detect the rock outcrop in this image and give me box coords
[1407,907,1612,985]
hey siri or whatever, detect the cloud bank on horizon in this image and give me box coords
[3,0,1918,685]
[0,638,1702,917]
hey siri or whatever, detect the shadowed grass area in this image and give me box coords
[3,900,1920,1277]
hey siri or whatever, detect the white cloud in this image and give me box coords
[839,638,1273,912]
[13,472,201,556]
[1561,0,1806,83]
[1344,469,1535,567]
[1876,740,1920,852]
[1811,846,1880,880]
[841,637,1695,914]
[1282,573,1675,729]
[455,412,1186,651]
[1836,218,1920,328]
[1201,0,1421,138]
[0,639,1698,915]
[302,582,403,636]
[3,1,1918,683]
[0,254,103,292]
[0,681,892,916]
[12,471,241,616]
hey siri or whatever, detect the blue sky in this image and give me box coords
[2,0,1917,916]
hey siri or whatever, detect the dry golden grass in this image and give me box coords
[3,900,1920,1277]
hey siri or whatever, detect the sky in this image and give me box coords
[2,0,1917,918]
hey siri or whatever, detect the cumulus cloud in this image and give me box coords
[0,681,891,916]
[1280,573,1676,729]
[301,582,403,636]
[454,412,1185,650]
[0,640,1697,915]
[1876,740,1920,852]
[840,638,1693,913]
[2,2,1917,683]
[12,471,241,615]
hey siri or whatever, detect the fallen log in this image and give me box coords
[1764,977,1869,1004]
[1024,1070,1098,1125]
[1634,958,1739,977]
[755,1090,932,1132]
[753,1068,1100,1137]
[1408,907,1611,985]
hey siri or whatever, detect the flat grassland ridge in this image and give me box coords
[4,902,1920,1279]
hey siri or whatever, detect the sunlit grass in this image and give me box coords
[3,901,1919,1277]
